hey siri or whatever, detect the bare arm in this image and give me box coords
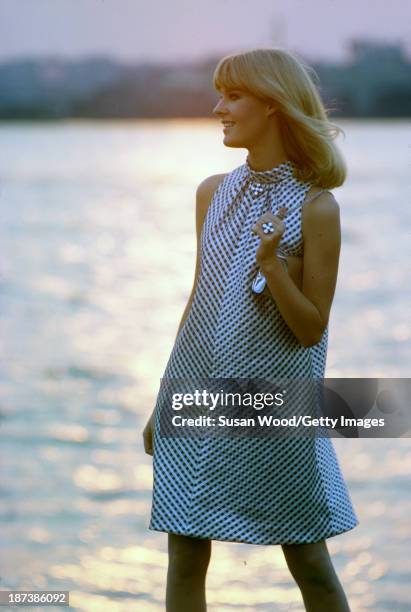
[143,172,227,445]
[172,173,227,343]
[260,192,341,347]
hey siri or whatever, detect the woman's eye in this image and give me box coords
[217,93,239,102]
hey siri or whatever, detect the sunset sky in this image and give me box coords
[1,0,410,64]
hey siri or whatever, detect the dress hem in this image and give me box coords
[148,519,360,546]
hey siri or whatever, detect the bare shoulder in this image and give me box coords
[302,190,340,239]
[196,173,228,206]
[195,173,228,228]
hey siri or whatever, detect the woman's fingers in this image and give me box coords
[251,207,288,236]
[251,214,285,239]
[277,206,288,219]
[143,420,154,456]
[144,434,153,456]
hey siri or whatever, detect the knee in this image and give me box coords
[168,534,211,578]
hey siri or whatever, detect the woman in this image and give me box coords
[143,47,359,612]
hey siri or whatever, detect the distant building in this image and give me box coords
[314,40,411,116]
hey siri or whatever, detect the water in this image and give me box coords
[0,119,410,611]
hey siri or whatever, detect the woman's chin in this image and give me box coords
[222,135,243,148]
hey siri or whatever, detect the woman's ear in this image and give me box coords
[265,101,278,118]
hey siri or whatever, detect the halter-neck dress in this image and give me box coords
[148,156,359,545]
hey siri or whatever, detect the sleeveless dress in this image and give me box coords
[148,157,360,545]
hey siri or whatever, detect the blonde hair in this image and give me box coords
[213,47,347,188]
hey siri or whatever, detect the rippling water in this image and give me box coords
[0,119,410,611]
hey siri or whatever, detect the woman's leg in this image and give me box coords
[166,532,212,612]
[281,539,351,612]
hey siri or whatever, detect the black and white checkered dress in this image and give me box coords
[148,156,359,545]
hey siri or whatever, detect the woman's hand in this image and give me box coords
[143,412,155,456]
[251,207,288,267]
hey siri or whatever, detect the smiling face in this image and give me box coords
[212,87,276,148]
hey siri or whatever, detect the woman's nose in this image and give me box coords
[212,99,225,116]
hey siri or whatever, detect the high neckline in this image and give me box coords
[244,154,296,184]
